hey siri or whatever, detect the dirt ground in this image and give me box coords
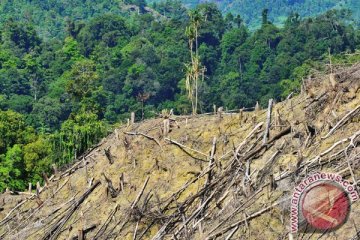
[0,64,359,240]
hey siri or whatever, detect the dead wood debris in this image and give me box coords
[0,64,359,240]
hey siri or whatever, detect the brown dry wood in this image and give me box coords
[139,179,206,240]
[224,225,240,240]
[93,204,119,239]
[181,213,190,239]
[143,125,291,239]
[174,191,216,236]
[4,191,35,197]
[150,125,292,238]
[131,176,150,209]
[76,141,103,162]
[54,144,102,181]
[41,180,101,240]
[219,122,263,161]
[4,68,359,240]
[276,130,360,187]
[242,126,291,163]
[151,181,220,239]
[58,158,88,179]
[197,137,217,232]
[205,137,217,187]
[119,173,125,192]
[206,186,265,236]
[5,178,72,236]
[0,198,28,226]
[255,141,285,186]
[13,196,77,240]
[125,131,162,148]
[102,173,119,198]
[49,165,57,178]
[36,181,41,197]
[70,223,97,240]
[165,137,207,162]
[308,130,360,165]
[43,173,50,186]
[28,182,32,193]
[78,229,84,240]
[131,112,135,124]
[263,99,273,144]
[322,105,360,139]
[235,122,264,157]
[104,147,114,164]
[105,177,150,239]
[286,92,294,100]
[133,220,140,240]
[156,177,226,239]
[138,179,205,240]
[208,199,286,239]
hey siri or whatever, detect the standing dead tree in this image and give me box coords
[104,147,114,164]
[102,173,119,198]
[263,99,273,144]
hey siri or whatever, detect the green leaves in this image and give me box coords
[52,110,107,165]
[65,59,99,100]
[0,144,26,190]
[0,110,51,191]
[24,137,52,182]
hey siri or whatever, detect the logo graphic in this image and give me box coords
[301,182,350,230]
[290,172,359,233]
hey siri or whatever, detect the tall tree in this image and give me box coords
[185,10,206,115]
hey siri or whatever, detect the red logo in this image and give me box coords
[301,182,350,231]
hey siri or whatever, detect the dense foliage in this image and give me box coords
[1,0,359,38]
[151,0,360,29]
[0,1,359,191]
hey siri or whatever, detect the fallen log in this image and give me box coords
[165,138,207,162]
[207,199,287,239]
[125,131,162,148]
[131,176,150,209]
[322,105,360,139]
[42,180,101,240]
[93,204,119,239]
[242,126,291,163]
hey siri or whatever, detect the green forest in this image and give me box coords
[0,0,360,191]
[154,0,360,29]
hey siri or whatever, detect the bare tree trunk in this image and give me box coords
[195,75,198,115]
[263,99,273,144]
[163,119,170,136]
[130,112,135,124]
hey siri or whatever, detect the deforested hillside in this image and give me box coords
[0,64,359,239]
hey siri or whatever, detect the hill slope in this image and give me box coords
[0,0,151,39]
[0,0,359,39]
[0,64,359,239]
[151,0,360,29]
